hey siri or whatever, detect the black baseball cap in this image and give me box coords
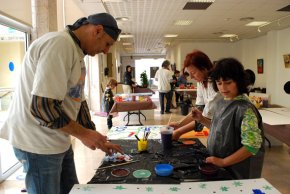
[68,13,121,41]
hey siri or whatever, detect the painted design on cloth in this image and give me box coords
[233,181,243,187]
[169,186,180,192]
[145,186,153,192]
[113,185,126,190]
[220,186,229,191]
[69,66,86,102]
[81,185,95,191]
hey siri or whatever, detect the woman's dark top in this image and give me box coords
[124,71,134,86]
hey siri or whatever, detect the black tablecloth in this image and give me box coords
[88,139,234,184]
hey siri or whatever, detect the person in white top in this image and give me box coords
[154,60,173,114]
[169,50,223,139]
[0,13,122,194]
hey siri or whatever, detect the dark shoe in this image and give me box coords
[160,111,164,114]
[165,111,172,114]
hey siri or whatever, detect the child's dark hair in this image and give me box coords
[126,65,131,72]
[210,58,248,95]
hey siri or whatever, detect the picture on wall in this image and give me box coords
[283,54,290,68]
[257,59,264,74]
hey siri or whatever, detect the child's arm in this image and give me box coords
[205,146,252,167]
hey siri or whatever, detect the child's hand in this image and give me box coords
[205,156,225,167]
[168,121,180,130]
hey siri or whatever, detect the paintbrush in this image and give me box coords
[96,160,140,170]
[167,113,173,125]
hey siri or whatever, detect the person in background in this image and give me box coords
[245,69,256,93]
[155,60,173,114]
[176,71,190,102]
[173,70,181,106]
[192,57,264,179]
[123,65,136,93]
[0,13,123,194]
[103,79,118,129]
[169,50,223,139]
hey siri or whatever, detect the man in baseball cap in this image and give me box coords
[67,12,122,55]
[0,12,122,194]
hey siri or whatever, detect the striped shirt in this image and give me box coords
[31,95,96,130]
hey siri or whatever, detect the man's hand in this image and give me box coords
[79,129,107,150]
[100,142,123,155]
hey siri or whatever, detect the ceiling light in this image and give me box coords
[116,17,129,21]
[122,42,132,46]
[174,20,192,25]
[220,34,237,38]
[119,33,134,38]
[164,34,178,38]
[246,21,270,26]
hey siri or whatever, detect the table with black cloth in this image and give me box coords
[88,139,234,184]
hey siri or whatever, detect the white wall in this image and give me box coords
[0,0,32,25]
[168,42,240,72]
[167,26,290,107]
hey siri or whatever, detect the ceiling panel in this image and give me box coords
[69,0,290,55]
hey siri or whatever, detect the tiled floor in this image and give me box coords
[1,102,290,194]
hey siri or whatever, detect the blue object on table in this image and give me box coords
[252,189,265,194]
[155,164,173,176]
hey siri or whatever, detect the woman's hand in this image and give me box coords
[191,108,203,122]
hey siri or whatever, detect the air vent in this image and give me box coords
[183,2,213,10]
[277,5,290,11]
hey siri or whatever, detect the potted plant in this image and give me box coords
[140,71,149,88]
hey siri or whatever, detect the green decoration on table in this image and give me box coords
[263,185,272,190]
[140,71,149,88]
[233,181,243,187]
[145,186,153,192]
[220,186,229,191]
[114,185,126,190]
[82,186,95,191]
[169,187,180,192]
[199,183,207,189]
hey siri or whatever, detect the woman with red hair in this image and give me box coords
[170,50,223,139]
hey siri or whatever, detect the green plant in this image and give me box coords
[140,71,149,87]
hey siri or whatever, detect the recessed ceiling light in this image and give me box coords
[119,33,134,38]
[246,21,270,26]
[220,34,237,38]
[122,42,132,45]
[116,17,129,21]
[164,34,178,38]
[174,20,192,25]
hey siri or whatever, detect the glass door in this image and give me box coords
[0,21,29,182]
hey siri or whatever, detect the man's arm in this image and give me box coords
[30,95,122,154]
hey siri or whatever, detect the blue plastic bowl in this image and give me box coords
[155,164,173,176]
